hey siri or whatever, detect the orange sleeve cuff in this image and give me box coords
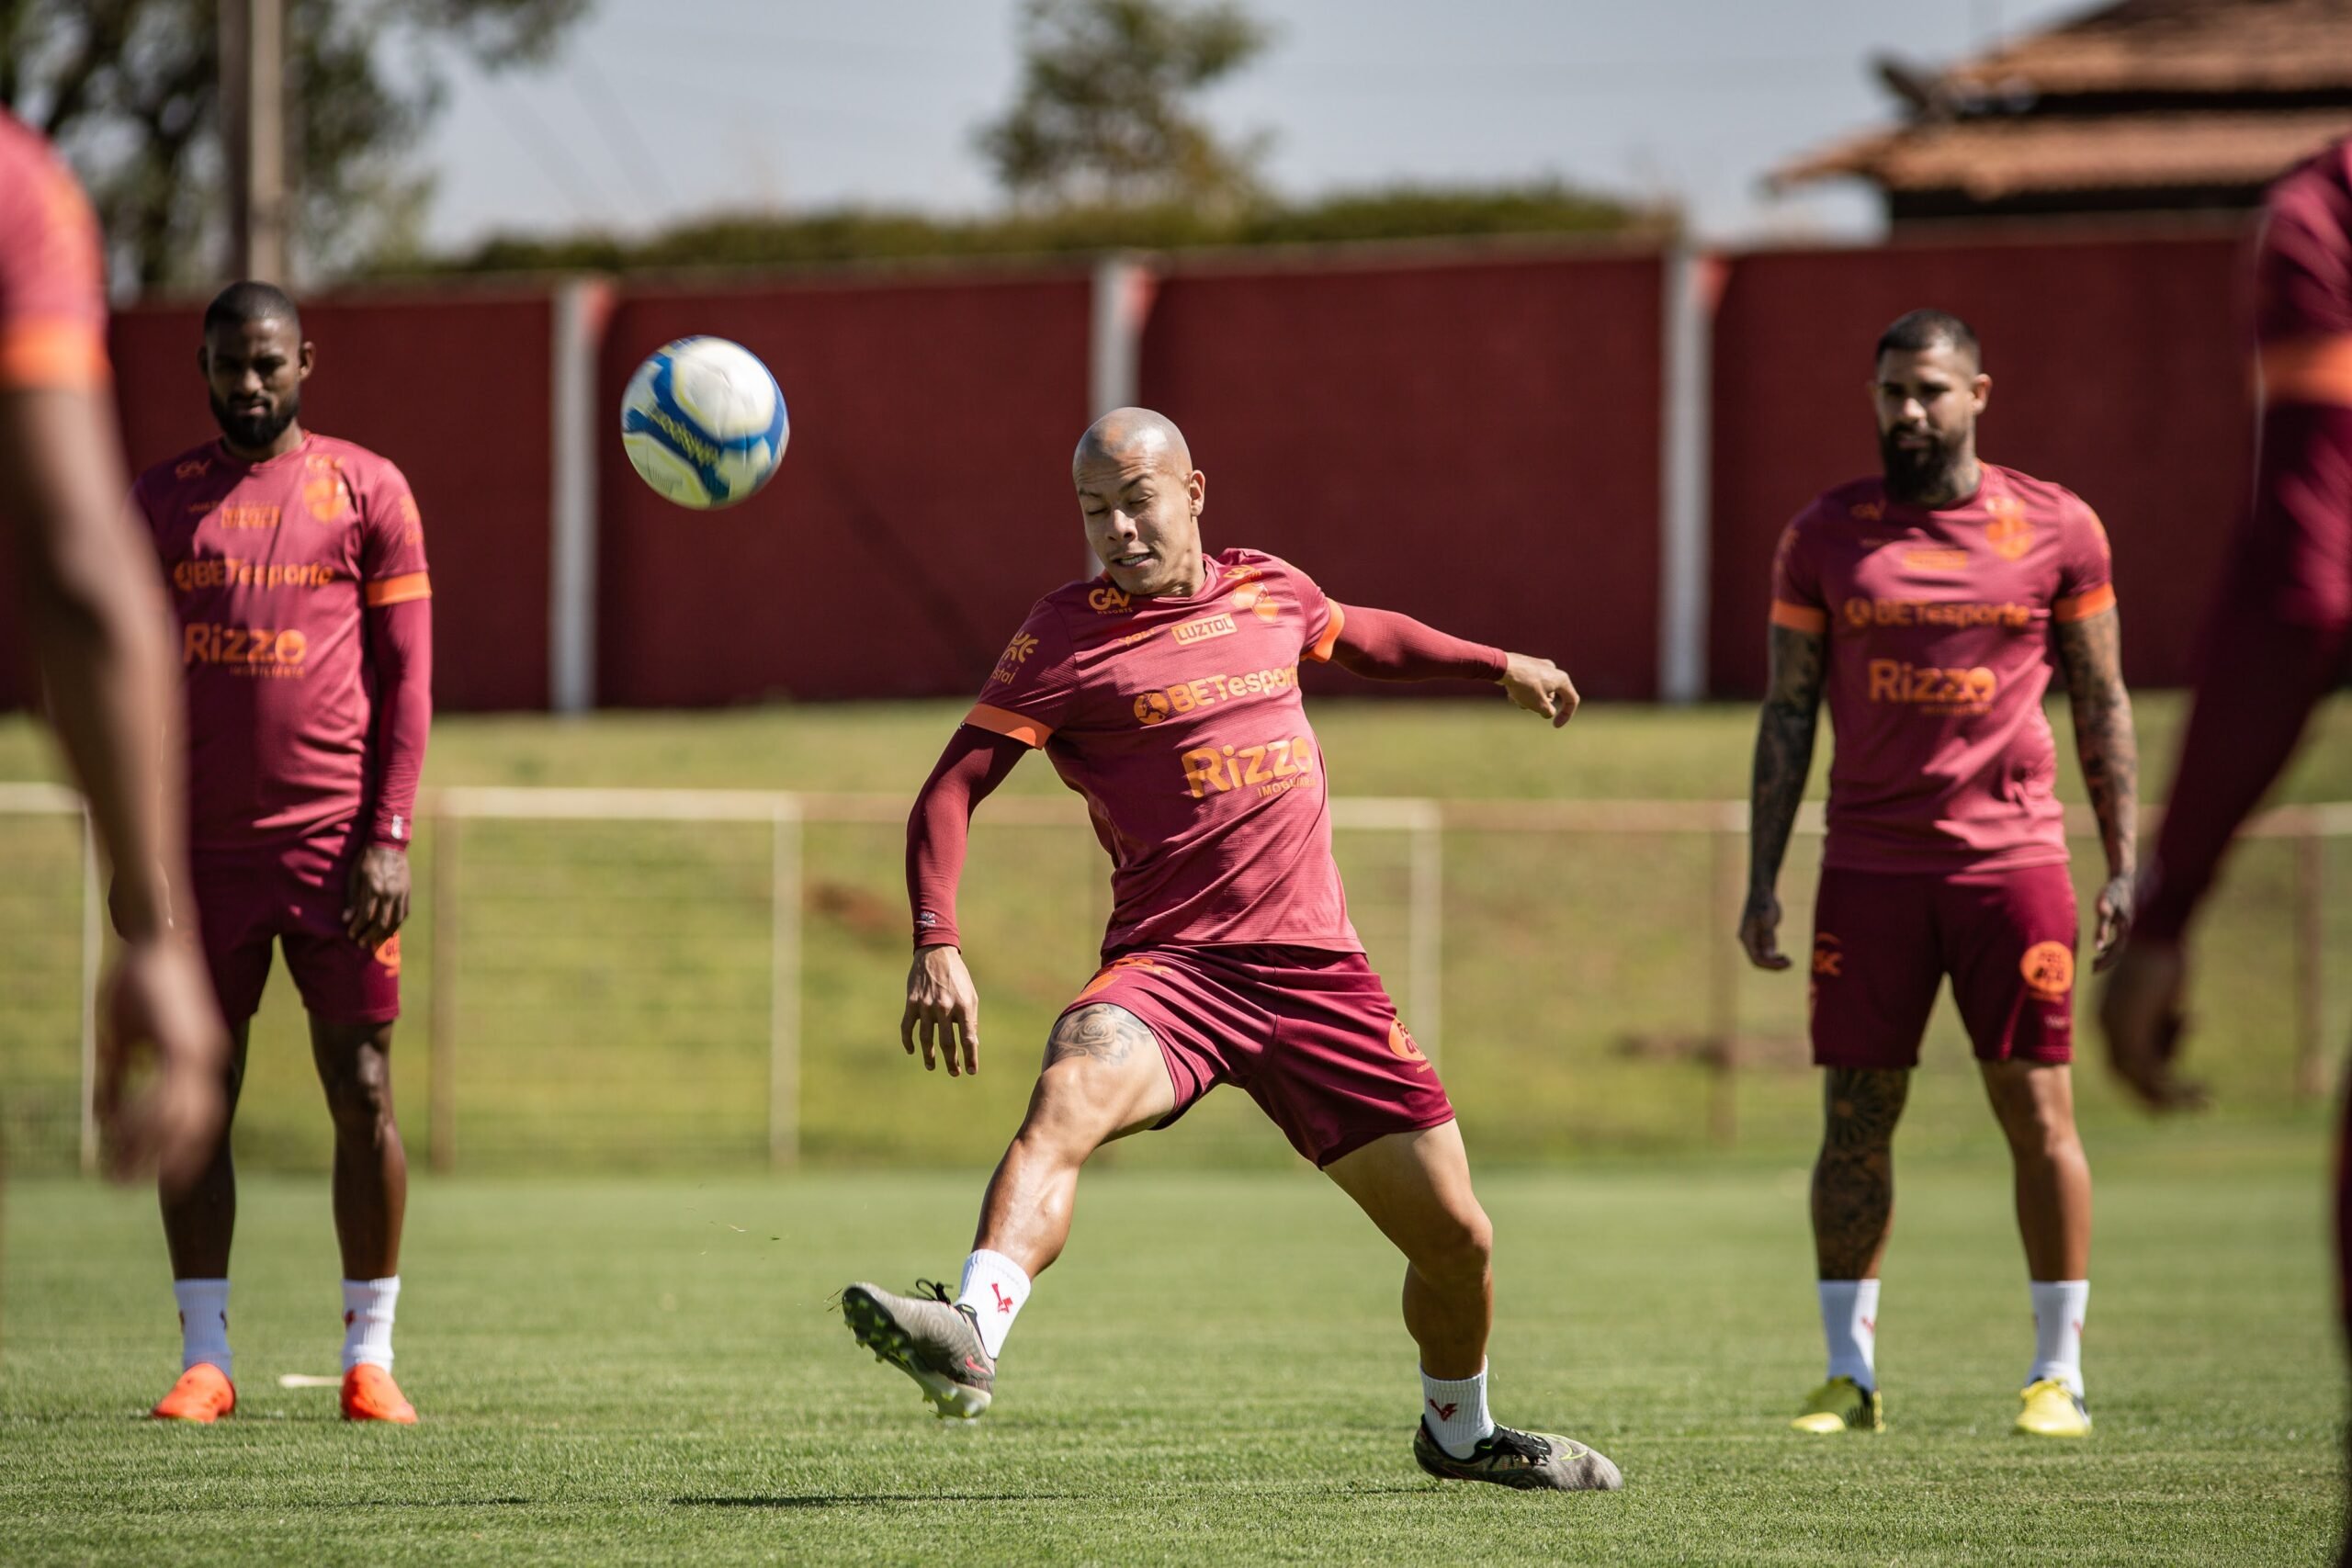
[2053,582,2117,623]
[0,319,108,389]
[365,572,432,607]
[1770,600,1827,634]
[964,702,1052,748]
[1307,601,1347,662]
[2260,333,2352,408]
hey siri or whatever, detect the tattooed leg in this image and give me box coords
[968,1003,1177,1277]
[1812,1067,1912,1280]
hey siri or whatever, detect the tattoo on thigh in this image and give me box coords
[1045,1004,1156,1069]
[1814,1067,1910,1279]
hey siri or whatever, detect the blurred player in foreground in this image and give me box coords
[133,283,433,1424]
[842,408,1617,1492]
[1743,310,2138,1439]
[2101,135,2352,1563]
[0,110,224,1206]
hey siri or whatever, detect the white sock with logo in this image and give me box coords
[341,1277,400,1371]
[2028,1279,2088,1398]
[956,1250,1029,1360]
[175,1278,232,1379]
[1818,1278,1880,1390]
[1419,1363,1495,1459]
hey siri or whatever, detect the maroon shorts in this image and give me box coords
[191,835,401,1027]
[1064,943,1454,1168]
[1808,863,2076,1070]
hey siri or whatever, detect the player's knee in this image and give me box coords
[1013,1062,1125,1157]
[322,1046,395,1135]
[1413,1204,1494,1289]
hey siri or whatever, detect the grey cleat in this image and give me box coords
[841,1280,995,1420]
[1412,1419,1624,1492]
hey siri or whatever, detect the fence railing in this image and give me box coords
[2,785,2341,1171]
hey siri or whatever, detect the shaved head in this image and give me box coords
[1074,407,1193,479]
[1072,407,1206,598]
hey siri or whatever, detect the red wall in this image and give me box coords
[106,292,557,711]
[1139,249,1667,700]
[597,272,1092,705]
[1707,228,2257,694]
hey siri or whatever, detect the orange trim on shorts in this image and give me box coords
[2052,582,2117,623]
[1770,600,1827,634]
[964,702,1051,748]
[2260,333,2352,408]
[364,572,432,607]
[0,319,108,389]
[1307,601,1347,662]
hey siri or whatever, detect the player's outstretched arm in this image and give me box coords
[1328,603,1577,726]
[2053,605,2137,971]
[0,384,226,1185]
[1740,624,1826,971]
[901,727,1030,1077]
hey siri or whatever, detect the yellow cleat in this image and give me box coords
[1791,1375,1883,1434]
[2014,1378,2092,1438]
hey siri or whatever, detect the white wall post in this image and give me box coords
[1085,254,1154,575]
[78,810,99,1175]
[549,277,608,714]
[769,797,804,1169]
[1658,245,1717,705]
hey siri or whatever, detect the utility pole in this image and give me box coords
[219,0,288,283]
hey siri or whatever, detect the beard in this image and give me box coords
[209,387,300,451]
[1878,424,1971,503]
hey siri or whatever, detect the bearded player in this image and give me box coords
[133,282,432,1425]
[2101,136,2352,1564]
[0,109,224,1199]
[841,408,1618,1492]
[1741,310,2138,1440]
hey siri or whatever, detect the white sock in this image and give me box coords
[2028,1279,2088,1398]
[955,1250,1029,1361]
[1818,1278,1880,1390]
[341,1276,400,1371]
[175,1278,232,1379]
[1419,1363,1496,1459]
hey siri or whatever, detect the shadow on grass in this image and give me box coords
[674,1484,1437,1510]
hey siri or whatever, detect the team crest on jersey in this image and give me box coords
[1087,584,1133,614]
[1984,496,2032,560]
[1229,581,1280,624]
[303,456,354,522]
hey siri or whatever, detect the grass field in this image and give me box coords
[1,1125,2339,1564]
[4,694,2349,1172]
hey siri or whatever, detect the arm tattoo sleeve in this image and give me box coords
[2054,608,2138,878]
[1813,1066,1910,1280]
[1044,1004,1159,1070]
[1748,625,1827,897]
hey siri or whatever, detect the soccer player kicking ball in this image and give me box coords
[2101,135,2352,1566]
[135,284,433,1426]
[842,408,1620,1493]
[1742,310,2138,1440]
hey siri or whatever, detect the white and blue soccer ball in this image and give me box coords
[619,336,788,509]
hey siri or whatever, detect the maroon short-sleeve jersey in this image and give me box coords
[965,547,1359,955]
[1770,465,2115,873]
[132,434,431,852]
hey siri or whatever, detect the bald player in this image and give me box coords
[1744,310,2137,1440]
[2100,135,2352,1564]
[132,281,432,1426]
[841,410,1620,1492]
[0,108,224,1197]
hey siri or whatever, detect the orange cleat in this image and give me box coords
[340,1363,417,1424]
[152,1362,236,1423]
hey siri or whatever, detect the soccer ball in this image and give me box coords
[619,336,788,509]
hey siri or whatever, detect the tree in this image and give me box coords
[976,0,1272,212]
[0,0,587,291]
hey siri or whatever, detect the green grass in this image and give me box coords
[3,695,2351,1173]
[2,1123,2341,1564]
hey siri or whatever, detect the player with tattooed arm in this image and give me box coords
[1741,310,2137,1440]
[842,408,1620,1493]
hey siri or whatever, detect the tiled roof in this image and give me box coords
[1777,107,2352,193]
[1943,0,2352,96]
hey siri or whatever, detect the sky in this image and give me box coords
[417,0,2092,252]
